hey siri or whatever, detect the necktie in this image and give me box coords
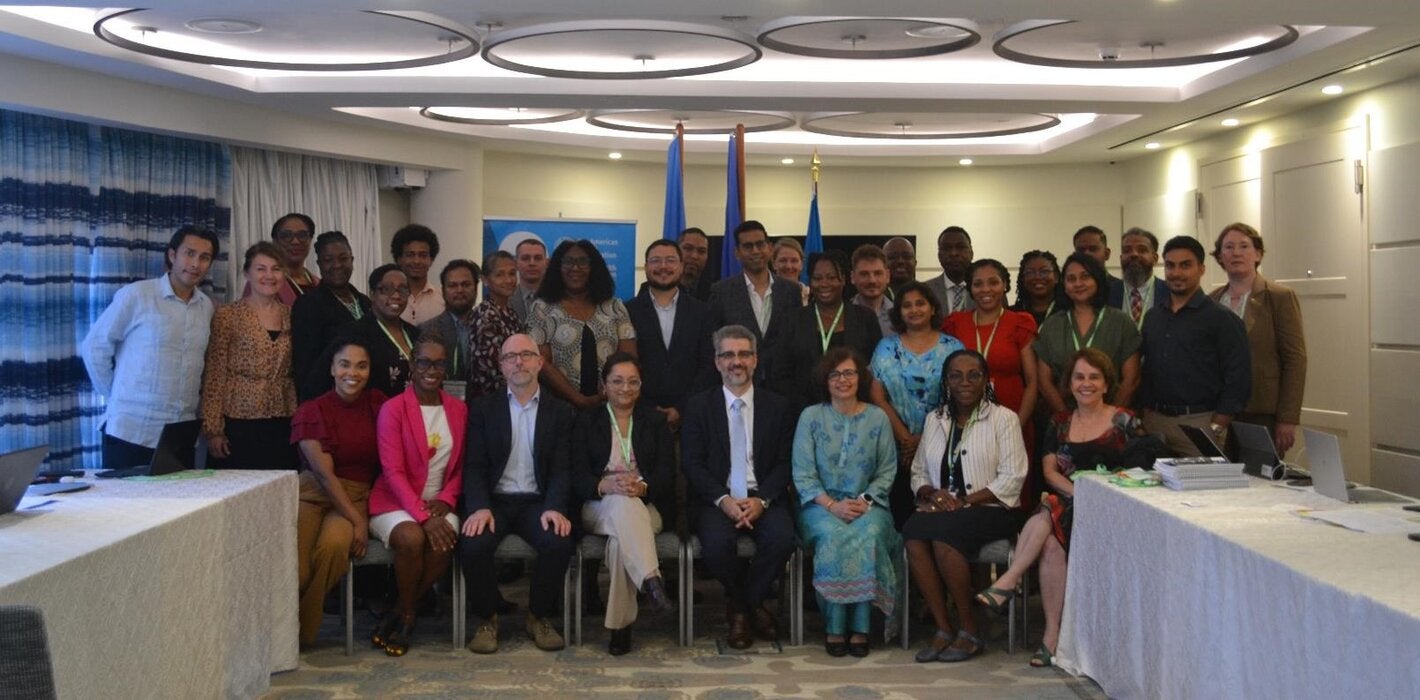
[951,286,964,313]
[1130,288,1143,324]
[729,398,748,499]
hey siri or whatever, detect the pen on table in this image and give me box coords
[24,499,58,510]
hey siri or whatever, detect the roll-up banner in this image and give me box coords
[483,217,638,300]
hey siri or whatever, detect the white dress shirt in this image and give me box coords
[496,388,542,495]
[653,288,679,350]
[744,273,773,333]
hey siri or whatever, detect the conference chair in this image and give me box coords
[571,532,686,645]
[343,540,464,655]
[898,539,1028,652]
[682,534,805,647]
[451,534,576,647]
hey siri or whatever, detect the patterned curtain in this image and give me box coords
[0,109,231,470]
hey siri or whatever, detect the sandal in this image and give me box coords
[824,635,849,657]
[975,586,1016,616]
[937,630,985,662]
[914,628,954,663]
[1030,644,1054,668]
[371,612,398,648]
[382,615,415,657]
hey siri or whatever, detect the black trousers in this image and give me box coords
[694,500,796,612]
[458,496,574,619]
[101,433,156,469]
[212,417,297,470]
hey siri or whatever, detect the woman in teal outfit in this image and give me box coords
[870,281,964,527]
[793,347,902,658]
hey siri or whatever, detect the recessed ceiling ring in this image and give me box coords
[757,17,980,59]
[482,20,761,79]
[993,19,1299,69]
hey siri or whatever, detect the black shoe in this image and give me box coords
[825,636,849,657]
[848,635,870,658]
[642,576,674,615]
[608,627,632,656]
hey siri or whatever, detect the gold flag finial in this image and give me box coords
[811,149,821,186]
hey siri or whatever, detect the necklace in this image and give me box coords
[376,318,412,361]
[332,288,363,320]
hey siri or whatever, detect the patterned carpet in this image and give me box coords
[267,592,1105,699]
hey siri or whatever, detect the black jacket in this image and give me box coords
[462,390,574,516]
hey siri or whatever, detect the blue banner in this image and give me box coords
[483,218,638,299]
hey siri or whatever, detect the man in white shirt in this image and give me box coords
[509,238,547,323]
[708,221,803,382]
[850,244,895,336]
[924,226,975,314]
[81,225,218,468]
[680,325,796,649]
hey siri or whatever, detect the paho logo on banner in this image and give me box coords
[483,218,638,300]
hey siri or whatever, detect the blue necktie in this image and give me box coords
[729,398,748,499]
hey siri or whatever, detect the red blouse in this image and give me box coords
[290,389,388,484]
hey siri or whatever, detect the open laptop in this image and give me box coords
[1301,427,1412,504]
[0,445,50,515]
[1230,422,1287,481]
[95,420,200,479]
[1180,424,1229,460]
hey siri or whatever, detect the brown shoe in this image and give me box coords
[526,613,565,651]
[466,615,498,654]
[727,612,752,649]
[752,605,779,642]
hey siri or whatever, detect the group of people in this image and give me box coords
[78,212,1306,664]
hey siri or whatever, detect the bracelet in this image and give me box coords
[824,499,837,510]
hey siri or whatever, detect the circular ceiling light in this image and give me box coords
[959,158,974,166]
[94,9,478,71]
[419,106,585,126]
[1221,117,1240,127]
[1145,142,1162,149]
[1321,84,1344,95]
[801,112,1061,140]
[482,20,760,79]
[993,20,1298,68]
[781,158,795,165]
[757,17,979,59]
[608,152,623,160]
[586,109,795,135]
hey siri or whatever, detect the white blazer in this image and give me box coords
[910,401,1027,508]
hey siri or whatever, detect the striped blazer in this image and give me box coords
[910,401,1027,508]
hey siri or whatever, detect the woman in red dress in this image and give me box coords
[941,259,1040,506]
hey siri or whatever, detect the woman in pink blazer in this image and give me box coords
[368,334,467,656]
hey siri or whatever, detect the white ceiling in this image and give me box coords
[2,1,1420,166]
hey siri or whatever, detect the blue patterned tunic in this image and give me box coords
[869,332,964,436]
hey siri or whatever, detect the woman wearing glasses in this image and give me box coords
[572,353,676,655]
[793,348,901,658]
[903,349,1027,663]
[249,213,319,305]
[527,240,637,410]
[292,231,373,401]
[368,335,466,656]
[340,264,420,397]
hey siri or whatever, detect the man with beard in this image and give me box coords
[677,227,715,301]
[420,259,481,385]
[882,237,918,300]
[708,220,803,383]
[850,244,895,336]
[626,240,716,432]
[925,226,975,314]
[1107,227,1171,329]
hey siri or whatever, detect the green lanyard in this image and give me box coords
[1068,309,1102,351]
[376,319,412,361]
[606,403,634,467]
[973,311,1002,359]
[816,303,846,353]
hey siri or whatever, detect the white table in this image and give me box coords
[1055,476,1420,699]
[0,470,299,699]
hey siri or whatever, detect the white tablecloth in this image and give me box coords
[0,471,299,699]
[1055,477,1420,699]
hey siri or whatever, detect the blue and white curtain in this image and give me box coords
[0,108,231,470]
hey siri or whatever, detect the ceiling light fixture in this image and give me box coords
[184,18,262,34]
[1321,84,1344,95]
[608,152,623,160]
[1145,142,1162,149]
[781,158,795,165]
[1221,118,1240,127]
[959,158,974,166]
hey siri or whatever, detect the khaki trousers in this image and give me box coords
[581,496,663,630]
[296,471,370,645]
[1143,410,1230,459]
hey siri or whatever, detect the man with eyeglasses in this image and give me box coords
[626,240,716,432]
[419,259,481,386]
[708,220,804,383]
[392,224,446,326]
[680,325,796,650]
[459,333,575,654]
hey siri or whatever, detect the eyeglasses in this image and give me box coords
[947,370,986,384]
[376,285,411,297]
[646,256,680,267]
[827,369,859,381]
[562,256,591,269]
[499,350,541,364]
[274,229,312,242]
[606,378,642,389]
[413,358,446,372]
[716,350,756,361]
[738,239,769,251]
[1020,268,1055,279]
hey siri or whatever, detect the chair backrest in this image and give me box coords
[0,605,58,700]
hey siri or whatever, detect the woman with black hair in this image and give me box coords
[251,213,319,304]
[903,349,1027,664]
[291,230,374,400]
[771,249,881,416]
[527,239,637,410]
[1010,250,1064,327]
[1034,253,1141,415]
[337,264,420,398]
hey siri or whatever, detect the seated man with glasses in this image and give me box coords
[459,333,576,654]
[680,325,797,650]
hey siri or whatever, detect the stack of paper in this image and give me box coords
[1155,458,1249,490]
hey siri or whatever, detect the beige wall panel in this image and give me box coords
[1370,248,1420,346]
[1369,448,1420,497]
[1367,142,1420,246]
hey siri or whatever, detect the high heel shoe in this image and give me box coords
[371,612,398,648]
[382,615,415,657]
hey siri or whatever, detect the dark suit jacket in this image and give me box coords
[418,310,470,383]
[707,274,803,381]
[683,273,714,302]
[1208,275,1307,423]
[571,403,676,519]
[771,303,882,415]
[626,289,717,413]
[680,385,794,515]
[1106,275,1170,318]
[462,389,574,516]
[333,314,419,399]
[291,285,372,401]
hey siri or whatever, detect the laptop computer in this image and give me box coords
[0,445,50,515]
[95,420,200,479]
[1180,424,1229,460]
[1301,427,1412,504]
[1230,422,1287,481]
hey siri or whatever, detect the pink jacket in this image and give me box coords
[369,387,467,521]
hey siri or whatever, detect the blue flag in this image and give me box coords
[804,189,823,279]
[721,128,745,279]
[661,131,685,239]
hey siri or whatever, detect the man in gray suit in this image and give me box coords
[509,238,547,323]
[708,220,802,383]
[420,259,481,384]
[924,226,975,314]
